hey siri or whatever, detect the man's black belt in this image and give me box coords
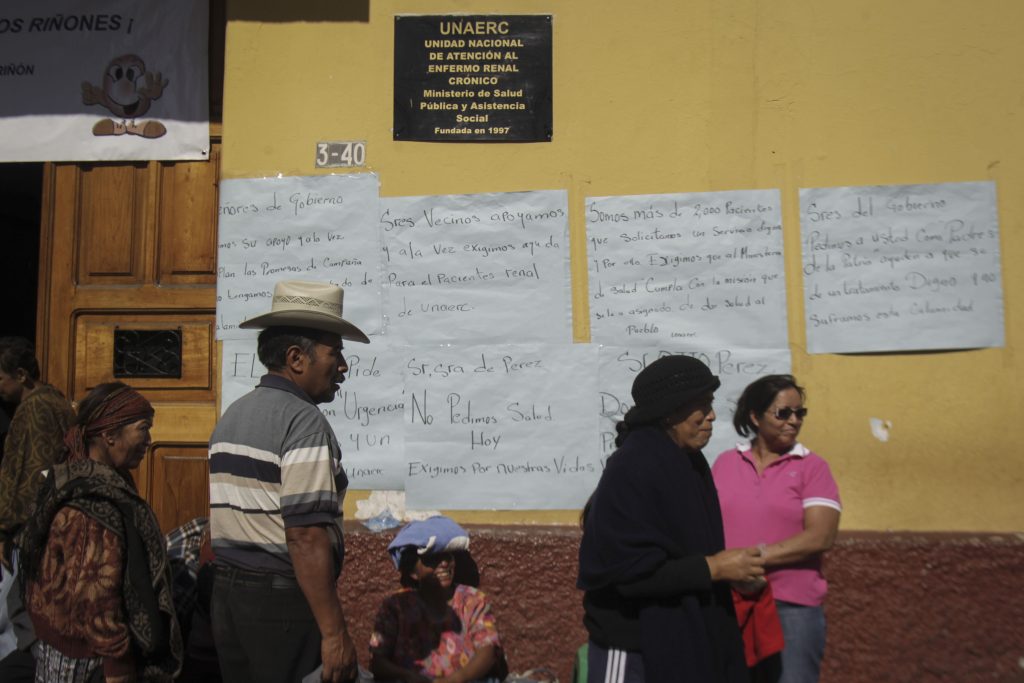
[216,563,300,590]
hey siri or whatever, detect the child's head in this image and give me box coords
[387,516,470,588]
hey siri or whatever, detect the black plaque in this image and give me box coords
[113,329,183,379]
[394,15,552,142]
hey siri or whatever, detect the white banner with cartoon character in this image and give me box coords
[0,0,209,161]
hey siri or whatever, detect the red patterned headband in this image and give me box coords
[64,386,154,461]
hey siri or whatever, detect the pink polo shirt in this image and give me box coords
[712,442,841,606]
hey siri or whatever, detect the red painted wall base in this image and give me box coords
[338,525,1024,682]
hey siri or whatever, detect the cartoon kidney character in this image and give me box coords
[82,54,169,138]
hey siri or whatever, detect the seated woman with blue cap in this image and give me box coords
[369,516,506,683]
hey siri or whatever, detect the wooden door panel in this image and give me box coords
[156,147,220,285]
[76,163,148,283]
[72,313,216,401]
[148,444,210,533]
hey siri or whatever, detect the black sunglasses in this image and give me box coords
[772,407,808,420]
[420,552,454,567]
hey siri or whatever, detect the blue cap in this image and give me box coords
[386,516,470,569]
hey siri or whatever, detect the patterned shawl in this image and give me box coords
[17,459,182,681]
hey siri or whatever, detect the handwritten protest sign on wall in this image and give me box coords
[403,343,599,509]
[380,191,571,345]
[216,174,382,340]
[585,190,787,349]
[220,339,407,490]
[800,182,1004,353]
[598,346,793,464]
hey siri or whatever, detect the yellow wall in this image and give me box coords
[222,1,1024,531]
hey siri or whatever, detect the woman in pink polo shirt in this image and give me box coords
[712,375,841,683]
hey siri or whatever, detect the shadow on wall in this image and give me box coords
[230,2,369,23]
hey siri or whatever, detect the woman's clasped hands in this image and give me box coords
[706,545,767,594]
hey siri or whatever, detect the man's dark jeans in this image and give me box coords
[211,565,322,683]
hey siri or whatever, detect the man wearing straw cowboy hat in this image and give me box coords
[208,280,369,683]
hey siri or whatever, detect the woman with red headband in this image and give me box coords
[18,382,182,682]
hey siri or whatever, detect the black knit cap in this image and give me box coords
[623,355,721,425]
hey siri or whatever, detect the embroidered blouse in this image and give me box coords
[369,584,502,679]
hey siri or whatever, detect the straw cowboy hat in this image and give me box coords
[239,280,370,343]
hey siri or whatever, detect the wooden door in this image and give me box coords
[36,145,221,532]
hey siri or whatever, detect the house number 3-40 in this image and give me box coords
[315,141,366,168]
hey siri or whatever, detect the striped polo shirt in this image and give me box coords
[209,374,348,576]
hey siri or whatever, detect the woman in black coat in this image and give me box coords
[578,355,766,683]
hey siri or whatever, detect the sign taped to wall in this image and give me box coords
[222,339,604,502]
[216,173,383,340]
[0,0,209,161]
[800,181,1005,353]
[585,189,788,349]
[404,343,600,509]
[380,190,571,345]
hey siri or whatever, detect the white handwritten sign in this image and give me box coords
[585,190,787,349]
[800,182,1004,353]
[380,191,571,345]
[219,340,262,411]
[403,344,600,509]
[597,346,792,464]
[216,173,382,340]
[220,339,407,490]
